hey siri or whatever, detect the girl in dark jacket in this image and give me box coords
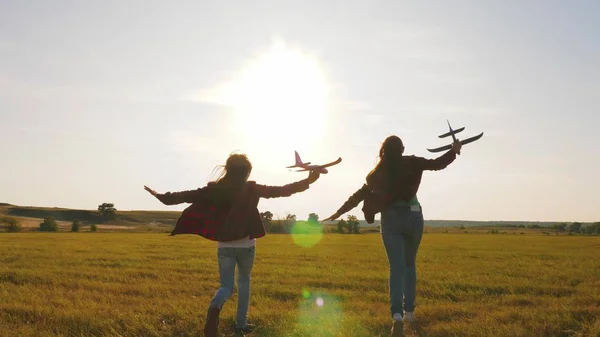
[145,153,320,337]
[324,136,461,337]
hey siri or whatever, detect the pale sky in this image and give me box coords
[1,1,599,222]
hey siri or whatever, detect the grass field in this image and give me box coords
[1,233,599,337]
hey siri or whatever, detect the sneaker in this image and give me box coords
[234,323,256,336]
[403,311,416,323]
[391,319,404,337]
[203,306,220,337]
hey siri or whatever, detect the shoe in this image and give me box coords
[403,311,416,323]
[203,306,220,337]
[391,319,404,337]
[234,323,256,335]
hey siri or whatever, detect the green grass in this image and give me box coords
[1,233,599,337]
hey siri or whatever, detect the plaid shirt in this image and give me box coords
[333,150,457,223]
[157,179,311,241]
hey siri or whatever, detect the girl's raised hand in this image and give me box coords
[322,212,341,222]
[144,185,159,197]
[307,170,321,184]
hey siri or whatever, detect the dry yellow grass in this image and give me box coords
[1,233,599,336]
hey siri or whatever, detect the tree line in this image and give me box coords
[549,222,600,235]
[0,202,115,232]
[259,211,362,234]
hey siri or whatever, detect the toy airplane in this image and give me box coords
[427,120,483,153]
[286,151,342,173]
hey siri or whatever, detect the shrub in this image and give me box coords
[71,220,80,232]
[97,203,117,222]
[90,224,97,232]
[39,217,58,232]
[1,217,22,232]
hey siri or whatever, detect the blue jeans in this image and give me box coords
[209,246,255,328]
[380,205,424,317]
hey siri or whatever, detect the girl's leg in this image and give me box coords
[235,246,256,329]
[382,232,406,318]
[210,248,236,309]
[403,211,424,313]
[381,209,407,318]
[205,248,236,337]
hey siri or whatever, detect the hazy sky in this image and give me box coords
[1,1,599,222]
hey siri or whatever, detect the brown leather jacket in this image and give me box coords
[157,179,312,241]
[333,150,457,223]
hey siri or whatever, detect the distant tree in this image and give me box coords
[71,219,80,232]
[582,222,600,235]
[336,219,347,234]
[1,216,22,233]
[551,223,567,232]
[308,213,319,224]
[39,217,58,232]
[347,215,360,234]
[260,211,273,222]
[267,220,284,233]
[260,211,273,232]
[528,224,541,229]
[286,213,297,223]
[567,222,582,233]
[90,224,98,232]
[97,203,117,221]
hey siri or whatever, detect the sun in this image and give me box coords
[227,40,331,151]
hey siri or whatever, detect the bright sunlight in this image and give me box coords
[226,39,331,150]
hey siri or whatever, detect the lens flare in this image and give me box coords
[296,290,343,336]
[291,221,323,248]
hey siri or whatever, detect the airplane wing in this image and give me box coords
[427,144,452,153]
[438,127,465,138]
[286,162,310,168]
[459,132,483,145]
[427,132,484,153]
[320,157,342,168]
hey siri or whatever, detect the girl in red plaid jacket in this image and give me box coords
[144,153,320,337]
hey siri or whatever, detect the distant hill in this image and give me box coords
[0,204,181,226]
[322,219,571,228]
[0,203,585,229]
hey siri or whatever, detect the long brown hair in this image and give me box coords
[211,152,253,190]
[367,135,405,190]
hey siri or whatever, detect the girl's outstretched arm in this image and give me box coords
[255,171,320,199]
[323,184,370,221]
[413,140,461,171]
[144,185,205,205]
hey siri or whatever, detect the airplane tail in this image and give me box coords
[294,151,303,166]
[286,151,308,168]
[439,126,465,138]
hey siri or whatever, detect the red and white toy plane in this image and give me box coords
[286,151,342,174]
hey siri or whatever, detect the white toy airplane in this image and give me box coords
[286,151,342,174]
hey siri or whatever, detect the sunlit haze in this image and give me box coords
[1,1,599,222]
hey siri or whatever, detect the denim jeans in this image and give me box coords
[209,246,255,328]
[380,205,424,318]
